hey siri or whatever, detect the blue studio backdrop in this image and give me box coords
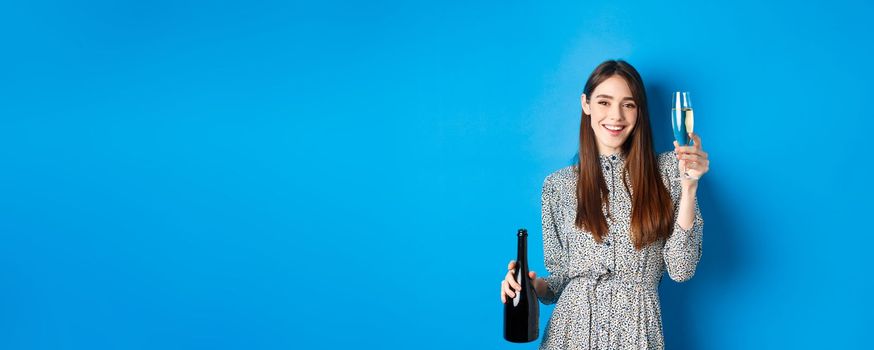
[1,1,872,349]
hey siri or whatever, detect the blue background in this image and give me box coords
[2,0,872,349]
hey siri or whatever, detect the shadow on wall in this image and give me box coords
[561,82,744,350]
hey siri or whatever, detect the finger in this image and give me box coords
[683,145,706,158]
[690,132,703,149]
[687,156,709,166]
[673,140,679,148]
[684,160,698,170]
[505,271,521,291]
[529,271,537,279]
[688,159,710,172]
[684,162,701,172]
[680,153,709,166]
[677,146,707,158]
[506,274,521,291]
[501,281,507,303]
[678,153,703,162]
[503,280,516,298]
[508,260,516,270]
[675,145,698,154]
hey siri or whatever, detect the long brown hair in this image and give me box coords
[574,60,674,250]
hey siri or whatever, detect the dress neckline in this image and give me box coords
[598,152,626,163]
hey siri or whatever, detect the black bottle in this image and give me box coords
[503,228,539,343]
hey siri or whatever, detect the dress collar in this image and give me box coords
[598,152,626,164]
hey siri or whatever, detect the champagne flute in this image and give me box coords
[670,91,697,181]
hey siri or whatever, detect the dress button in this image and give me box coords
[611,155,616,160]
[605,242,611,247]
[605,165,610,170]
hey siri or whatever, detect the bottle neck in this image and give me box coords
[516,235,528,271]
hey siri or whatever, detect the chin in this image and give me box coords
[597,135,630,149]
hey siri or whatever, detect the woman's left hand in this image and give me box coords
[673,132,710,185]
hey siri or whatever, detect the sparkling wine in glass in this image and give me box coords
[671,91,697,181]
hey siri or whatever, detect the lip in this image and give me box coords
[602,124,626,136]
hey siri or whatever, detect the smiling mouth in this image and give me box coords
[602,124,626,132]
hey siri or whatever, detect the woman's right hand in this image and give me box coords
[501,260,541,304]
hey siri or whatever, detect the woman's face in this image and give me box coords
[581,75,638,155]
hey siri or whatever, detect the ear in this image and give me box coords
[581,93,590,115]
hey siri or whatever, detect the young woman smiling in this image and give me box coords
[500,60,710,350]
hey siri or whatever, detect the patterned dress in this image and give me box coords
[537,150,703,350]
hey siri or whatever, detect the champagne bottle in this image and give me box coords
[503,228,539,343]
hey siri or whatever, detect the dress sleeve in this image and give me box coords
[661,150,704,282]
[537,176,571,305]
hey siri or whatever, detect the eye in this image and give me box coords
[624,103,636,108]
[598,101,609,106]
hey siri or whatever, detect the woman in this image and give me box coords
[499,60,709,350]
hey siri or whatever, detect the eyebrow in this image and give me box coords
[595,94,635,101]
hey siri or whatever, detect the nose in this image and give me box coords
[607,104,624,121]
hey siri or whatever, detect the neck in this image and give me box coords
[597,145,623,157]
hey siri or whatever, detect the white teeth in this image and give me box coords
[604,125,624,131]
